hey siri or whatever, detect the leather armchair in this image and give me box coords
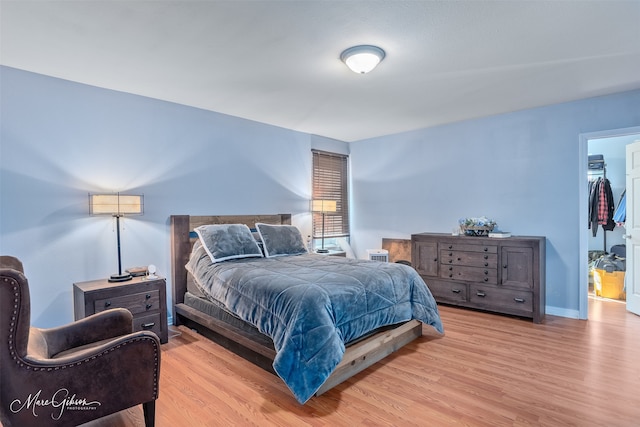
[0,256,161,427]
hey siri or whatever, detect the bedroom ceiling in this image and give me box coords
[1,1,639,142]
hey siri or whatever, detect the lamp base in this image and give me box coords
[316,249,329,254]
[108,273,133,283]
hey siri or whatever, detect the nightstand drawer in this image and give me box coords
[134,312,163,338]
[94,290,160,315]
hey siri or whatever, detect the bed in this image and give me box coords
[170,214,443,404]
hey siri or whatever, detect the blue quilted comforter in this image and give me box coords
[187,247,443,404]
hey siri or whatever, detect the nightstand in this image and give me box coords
[73,276,168,343]
[317,250,346,257]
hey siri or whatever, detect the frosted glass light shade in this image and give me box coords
[340,45,385,74]
[90,193,143,215]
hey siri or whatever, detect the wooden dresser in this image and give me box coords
[73,276,168,343]
[411,233,546,323]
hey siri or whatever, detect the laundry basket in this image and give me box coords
[592,253,626,300]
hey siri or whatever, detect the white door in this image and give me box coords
[625,140,640,316]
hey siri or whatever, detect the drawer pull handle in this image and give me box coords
[476,291,486,297]
[146,304,152,309]
[141,322,155,329]
[514,298,525,303]
[104,302,111,308]
[145,294,151,299]
[452,289,461,294]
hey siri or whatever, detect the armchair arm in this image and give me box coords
[36,308,134,357]
[26,330,159,366]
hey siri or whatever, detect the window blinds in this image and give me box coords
[312,150,350,238]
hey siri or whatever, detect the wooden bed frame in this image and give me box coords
[170,214,422,397]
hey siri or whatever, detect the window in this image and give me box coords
[312,150,349,243]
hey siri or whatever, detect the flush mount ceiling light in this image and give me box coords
[340,45,385,74]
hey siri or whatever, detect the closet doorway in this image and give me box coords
[579,127,640,319]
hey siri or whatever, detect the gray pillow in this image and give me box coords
[255,223,308,258]
[194,224,263,263]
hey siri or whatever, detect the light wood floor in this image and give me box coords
[83,298,640,427]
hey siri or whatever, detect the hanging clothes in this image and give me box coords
[613,190,626,225]
[589,177,615,237]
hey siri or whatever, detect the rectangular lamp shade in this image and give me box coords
[312,199,337,213]
[90,193,143,215]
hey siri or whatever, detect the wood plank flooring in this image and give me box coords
[81,297,640,426]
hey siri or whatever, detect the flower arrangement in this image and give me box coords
[458,216,496,236]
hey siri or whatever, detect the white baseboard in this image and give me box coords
[546,305,582,320]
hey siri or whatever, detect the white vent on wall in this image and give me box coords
[367,249,389,262]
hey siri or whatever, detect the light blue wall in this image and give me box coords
[3,65,640,325]
[349,90,640,317]
[0,66,351,327]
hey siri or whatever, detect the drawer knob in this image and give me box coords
[484,278,489,282]
[448,260,453,264]
[449,252,453,256]
[449,266,453,271]
[484,247,488,252]
[452,289,461,294]
[476,291,486,297]
[484,255,488,259]
[449,245,453,249]
[514,298,525,303]
[503,264,508,268]
[104,301,111,308]
[433,258,438,262]
[145,294,151,299]
[141,322,155,329]
[484,262,488,267]
[146,304,152,310]
[449,274,453,278]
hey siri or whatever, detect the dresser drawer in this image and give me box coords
[440,265,497,284]
[469,284,533,313]
[134,312,163,337]
[439,242,497,254]
[425,279,468,303]
[94,290,160,315]
[440,250,497,268]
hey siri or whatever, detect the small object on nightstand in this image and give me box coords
[316,250,346,257]
[73,275,168,343]
[147,264,158,279]
[126,266,148,277]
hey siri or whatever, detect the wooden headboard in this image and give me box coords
[169,214,292,320]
